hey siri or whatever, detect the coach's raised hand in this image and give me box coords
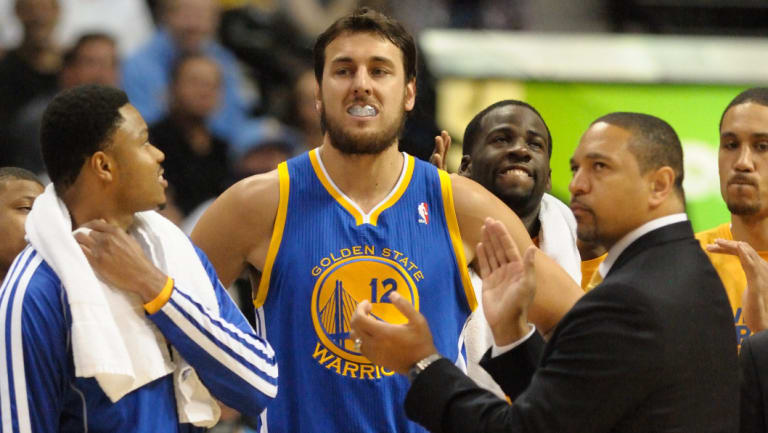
[477,218,537,346]
[349,292,438,376]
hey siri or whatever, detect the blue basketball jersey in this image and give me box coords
[255,149,476,432]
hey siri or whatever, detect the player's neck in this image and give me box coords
[731,214,768,251]
[318,139,405,214]
[61,184,135,231]
[504,199,541,239]
[520,210,541,239]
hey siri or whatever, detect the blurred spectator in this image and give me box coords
[6,32,119,174]
[0,0,153,56]
[59,33,120,87]
[281,0,357,42]
[182,131,292,235]
[283,68,323,151]
[123,0,255,143]
[0,0,61,129]
[235,138,293,178]
[149,54,233,215]
[216,2,308,119]
[53,0,154,57]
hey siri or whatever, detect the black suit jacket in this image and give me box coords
[740,330,768,433]
[405,221,739,433]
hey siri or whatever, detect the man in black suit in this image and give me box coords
[350,112,739,433]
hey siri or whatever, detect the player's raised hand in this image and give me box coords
[429,130,451,171]
[708,238,768,332]
[477,218,536,346]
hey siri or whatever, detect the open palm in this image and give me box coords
[708,238,768,332]
[477,218,537,345]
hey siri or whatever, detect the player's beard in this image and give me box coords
[321,106,406,155]
[573,206,602,246]
[491,182,543,219]
[726,198,761,216]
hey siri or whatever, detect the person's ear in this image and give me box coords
[89,151,115,183]
[315,90,322,114]
[404,79,416,112]
[647,166,676,208]
[458,155,472,176]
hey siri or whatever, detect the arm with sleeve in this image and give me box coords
[405,284,661,433]
[144,247,277,416]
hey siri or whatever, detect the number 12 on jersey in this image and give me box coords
[369,278,397,303]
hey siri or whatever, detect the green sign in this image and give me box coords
[438,80,749,231]
[524,82,748,231]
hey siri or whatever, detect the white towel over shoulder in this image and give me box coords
[25,184,220,426]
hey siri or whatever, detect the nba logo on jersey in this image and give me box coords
[418,202,429,225]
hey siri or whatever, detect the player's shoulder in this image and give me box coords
[1,248,64,316]
[448,173,513,222]
[190,168,281,259]
[447,173,492,206]
[217,169,280,218]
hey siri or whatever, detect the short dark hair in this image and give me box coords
[462,100,553,159]
[313,7,417,85]
[593,112,684,199]
[41,84,129,189]
[0,167,43,186]
[720,87,768,131]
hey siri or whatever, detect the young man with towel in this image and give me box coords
[0,84,277,432]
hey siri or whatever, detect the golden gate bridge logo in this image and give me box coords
[311,256,420,364]
[319,280,384,354]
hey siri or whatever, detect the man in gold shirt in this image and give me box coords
[698,87,768,346]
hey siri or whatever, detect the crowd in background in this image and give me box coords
[0,0,531,235]
[7,2,768,432]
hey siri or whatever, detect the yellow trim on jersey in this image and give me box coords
[254,162,290,308]
[438,170,478,312]
[308,149,416,226]
[369,155,415,226]
[309,149,364,225]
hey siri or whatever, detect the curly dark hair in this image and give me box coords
[41,84,128,189]
[313,7,417,85]
[462,100,552,160]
